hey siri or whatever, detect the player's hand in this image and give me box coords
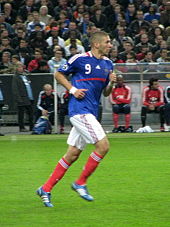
[109,71,117,84]
[148,104,155,111]
[42,109,48,116]
[116,95,124,99]
[74,89,88,99]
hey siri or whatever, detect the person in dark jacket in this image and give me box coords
[35,84,55,125]
[12,62,34,132]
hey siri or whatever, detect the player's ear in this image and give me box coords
[95,42,100,49]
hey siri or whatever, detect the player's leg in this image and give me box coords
[58,106,66,134]
[112,104,120,132]
[36,127,83,207]
[73,137,109,201]
[141,106,147,127]
[42,145,82,192]
[18,106,26,131]
[34,109,42,123]
[25,104,34,131]
[164,103,170,125]
[71,114,109,201]
[75,136,109,182]
[123,104,131,131]
[157,105,165,131]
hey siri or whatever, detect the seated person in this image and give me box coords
[141,78,165,131]
[109,75,132,133]
[164,85,170,130]
[35,84,55,125]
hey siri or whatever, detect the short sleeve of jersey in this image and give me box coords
[57,54,80,75]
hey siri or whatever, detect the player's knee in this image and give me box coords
[64,146,81,164]
[102,140,110,153]
[124,105,130,114]
[96,138,110,156]
[113,105,119,114]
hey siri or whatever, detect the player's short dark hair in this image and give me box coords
[149,78,158,86]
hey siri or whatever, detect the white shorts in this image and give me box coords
[67,114,106,150]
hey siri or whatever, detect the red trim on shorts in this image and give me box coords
[80,115,98,143]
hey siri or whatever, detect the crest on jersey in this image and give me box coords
[62,64,69,71]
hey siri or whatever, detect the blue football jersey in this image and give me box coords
[58,51,114,118]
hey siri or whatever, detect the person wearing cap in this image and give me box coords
[39,5,52,25]
[109,75,132,133]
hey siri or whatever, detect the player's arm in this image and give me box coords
[55,71,87,99]
[103,71,117,97]
[142,87,150,106]
[117,86,132,104]
[155,87,164,107]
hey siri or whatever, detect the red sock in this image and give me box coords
[113,113,119,128]
[125,114,131,128]
[76,152,103,186]
[42,157,70,192]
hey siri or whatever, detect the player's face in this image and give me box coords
[98,36,113,56]
[152,81,159,90]
[45,87,52,96]
[117,77,124,85]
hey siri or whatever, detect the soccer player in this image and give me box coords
[141,78,165,131]
[109,75,132,133]
[36,31,116,207]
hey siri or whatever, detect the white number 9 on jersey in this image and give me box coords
[85,64,91,74]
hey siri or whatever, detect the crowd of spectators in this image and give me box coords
[0,0,170,74]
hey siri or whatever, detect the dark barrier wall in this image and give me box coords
[0,73,53,113]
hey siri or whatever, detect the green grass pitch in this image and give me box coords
[0,133,170,227]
